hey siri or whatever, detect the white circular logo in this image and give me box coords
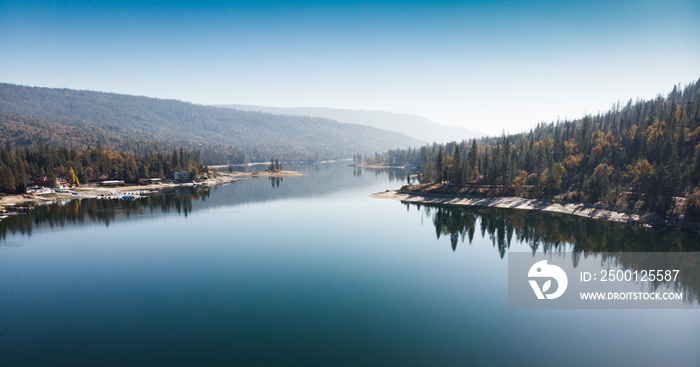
[528,260,568,300]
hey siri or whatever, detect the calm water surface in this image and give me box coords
[1,163,699,366]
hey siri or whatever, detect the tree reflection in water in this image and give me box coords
[0,165,405,241]
[269,177,283,188]
[411,202,700,304]
[0,187,211,240]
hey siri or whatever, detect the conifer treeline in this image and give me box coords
[0,142,207,194]
[369,78,700,215]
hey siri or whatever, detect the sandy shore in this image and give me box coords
[371,190,700,232]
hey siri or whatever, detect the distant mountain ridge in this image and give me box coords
[0,83,423,159]
[219,105,484,143]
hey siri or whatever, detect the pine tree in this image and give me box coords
[452,145,462,184]
[468,139,478,180]
[435,146,444,183]
[45,169,57,188]
[0,166,16,194]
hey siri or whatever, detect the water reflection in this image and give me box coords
[411,203,700,304]
[413,204,700,254]
[269,176,283,188]
[0,164,405,240]
[359,167,406,183]
[0,187,211,240]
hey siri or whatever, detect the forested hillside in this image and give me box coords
[0,84,422,160]
[370,78,700,216]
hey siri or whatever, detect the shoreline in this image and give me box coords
[371,190,700,232]
[0,169,303,214]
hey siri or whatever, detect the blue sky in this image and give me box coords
[1,0,699,135]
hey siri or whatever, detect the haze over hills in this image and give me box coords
[0,83,423,160]
[220,105,484,143]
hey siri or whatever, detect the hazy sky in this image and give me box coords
[1,0,699,135]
